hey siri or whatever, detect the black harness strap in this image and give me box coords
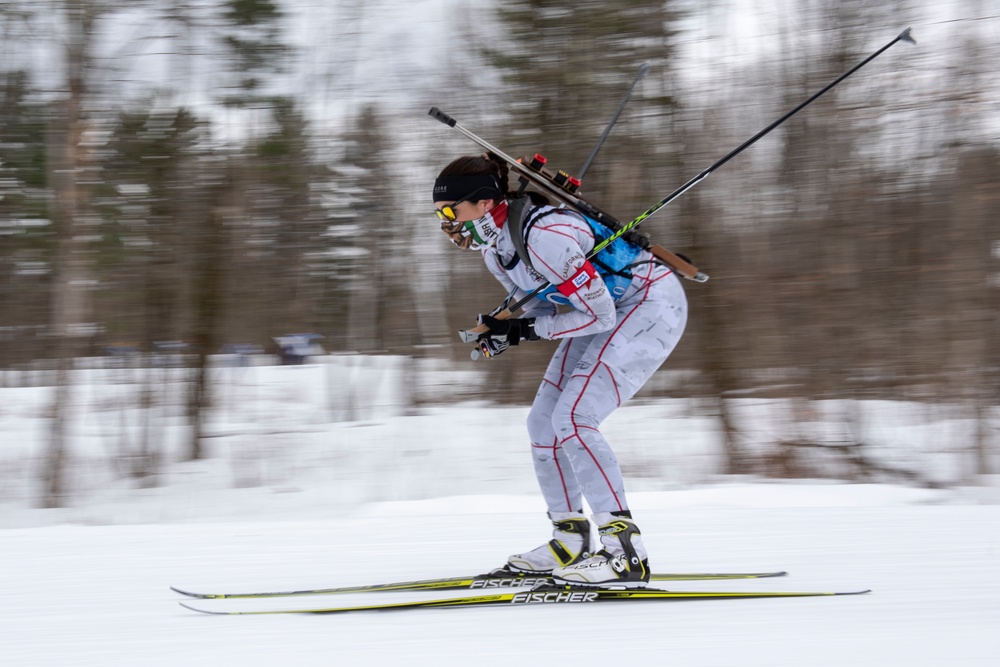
[500,198,560,273]
[500,196,530,271]
[499,202,640,280]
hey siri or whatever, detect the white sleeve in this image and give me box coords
[481,249,559,319]
[522,212,617,339]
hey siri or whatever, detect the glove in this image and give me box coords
[476,336,511,360]
[475,314,540,357]
[477,314,539,344]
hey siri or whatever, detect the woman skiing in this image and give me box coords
[433,153,687,588]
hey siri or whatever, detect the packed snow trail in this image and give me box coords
[2,489,998,666]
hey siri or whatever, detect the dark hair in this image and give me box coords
[437,153,550,206]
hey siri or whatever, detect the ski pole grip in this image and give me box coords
[457,308,514,344]
[428,107,457,127]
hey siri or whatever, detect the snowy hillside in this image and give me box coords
[1,357,992,526]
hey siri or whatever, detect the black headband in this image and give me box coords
[432,173,502,203]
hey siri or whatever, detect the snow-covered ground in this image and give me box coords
[3,489,999,666]
[2,358,999,665]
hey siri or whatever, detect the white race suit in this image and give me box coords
[481,204,688,514]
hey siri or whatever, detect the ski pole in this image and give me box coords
[577,62,650,182]
[448,28,917,347]
[580,28,917,260]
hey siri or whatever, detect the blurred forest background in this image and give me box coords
[1,0,998,507]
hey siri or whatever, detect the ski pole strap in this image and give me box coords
[459,309,512,344]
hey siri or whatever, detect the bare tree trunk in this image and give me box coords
[41,0,95,508]
[184,171,236,461]
[42,365,72,508]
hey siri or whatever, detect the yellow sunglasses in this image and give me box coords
[434,187,491,222]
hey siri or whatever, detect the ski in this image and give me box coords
[171,569,787,600]
[179,586,869,616]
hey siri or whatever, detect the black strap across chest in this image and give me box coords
[499,199,562,272]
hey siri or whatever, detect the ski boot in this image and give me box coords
[505,511,593,574]
[551,511,650,588]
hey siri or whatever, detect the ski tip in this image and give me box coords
[839,589,872,596]
[171,586,228,599]
[170,586,201,598]
[179,602,220,615]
